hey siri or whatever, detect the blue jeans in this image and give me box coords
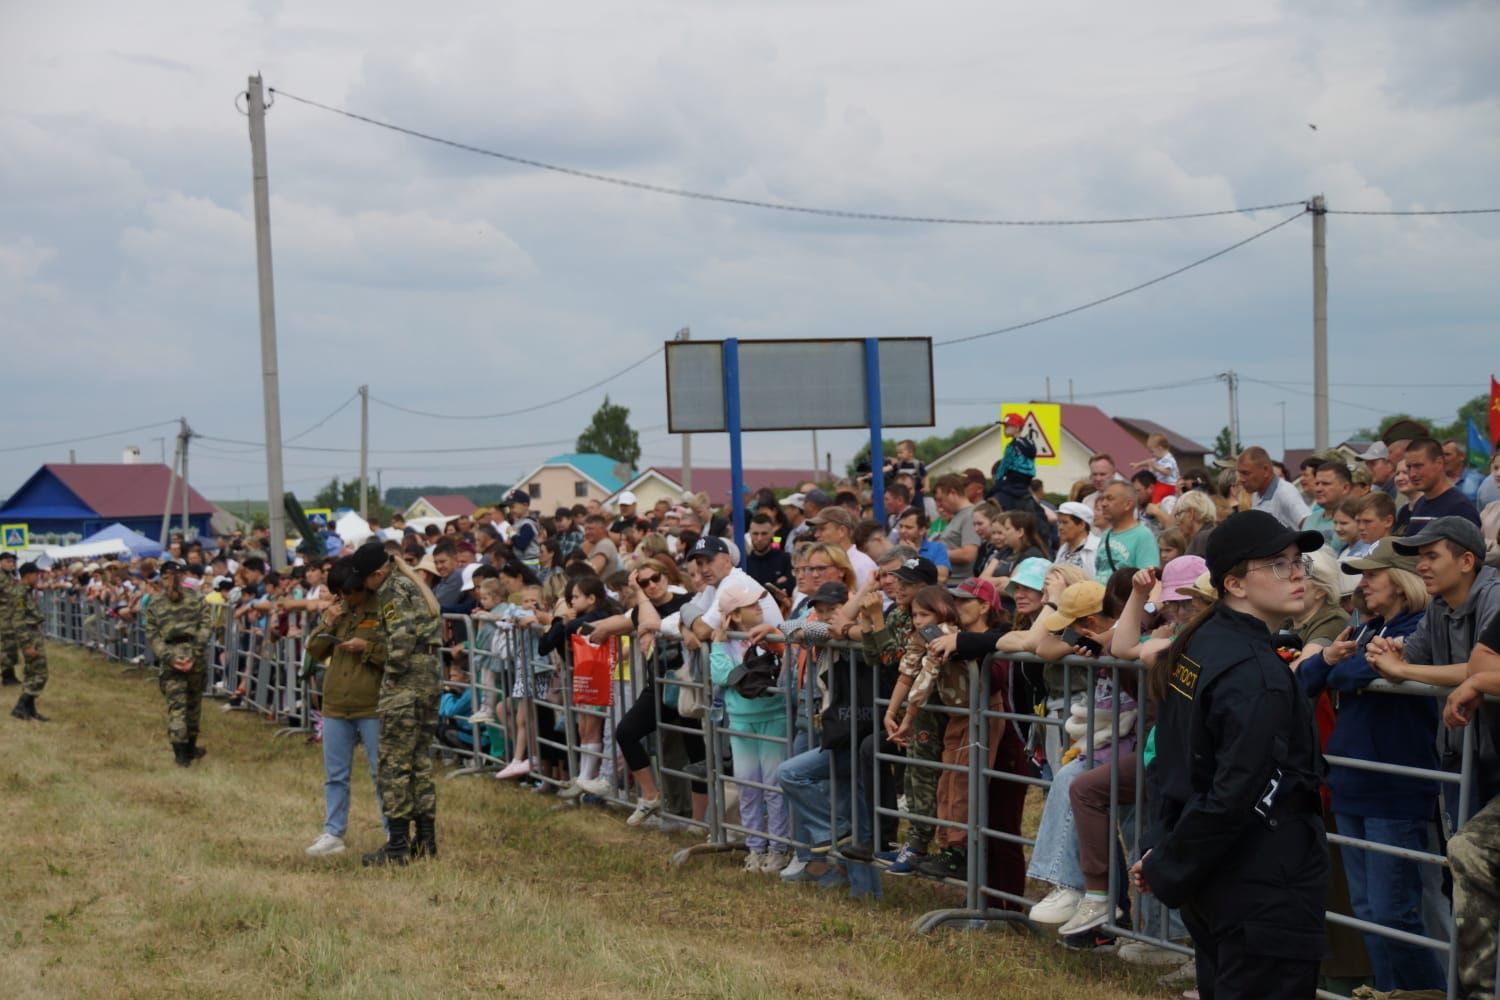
[1336,813,1447,992]
[1026,757,1086,891]
[778,746,852,850]
[323,715,382,838]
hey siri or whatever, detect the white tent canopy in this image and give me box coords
[334,511,374,548]
[42,539,132,562]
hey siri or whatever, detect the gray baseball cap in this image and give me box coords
[1393,516,1485,561]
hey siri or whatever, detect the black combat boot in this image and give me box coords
[24,695,47,722]
[10,693,30,719]
[412,814,437,859]
[172,742,193,767]
[1,667,17,686]
[187,735,206,762]
[361,820,411,867]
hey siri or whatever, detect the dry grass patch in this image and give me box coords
[0,646,1168,998]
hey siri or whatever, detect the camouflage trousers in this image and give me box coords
[1450,794,1500,1000]
[377,691,439,821]
[903,706,944,853]
[158,664,206,744]
[3,635,46,695]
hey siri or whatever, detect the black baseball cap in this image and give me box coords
[689,536,730,560]
[18,562,39,576]
[805,581,850,606]
[1394,516,1485,562]
[1205,510,1323,591]
[891,556,939,586]
[351,542,390,577]
[159,560,185,574]
[506,489,531,506]
[0,551,15,562]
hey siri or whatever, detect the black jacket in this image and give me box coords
[1143,605,1326,910]
[744,547,794,595]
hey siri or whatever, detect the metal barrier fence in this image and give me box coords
[37,590,1499,998]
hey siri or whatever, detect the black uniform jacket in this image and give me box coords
[1143,605,1326,912]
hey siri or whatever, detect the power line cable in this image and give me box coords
[268,88,1306,228]
[938,375,1222,405]
[0,419,180,455]
[287,391,360,443]
[370,348,663,420]
[1237,376,1393,416]
[1327,208,1500,217]
[934,209,1308,347]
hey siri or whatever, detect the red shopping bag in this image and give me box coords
[570,633,616,707]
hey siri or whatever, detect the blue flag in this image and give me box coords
[1469,417,1493,463]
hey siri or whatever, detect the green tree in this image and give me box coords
[1213,426,1234,460]
[576,395,640,468]
[846,424,991,477]
[312,477,385,518]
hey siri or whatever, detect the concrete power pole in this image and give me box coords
[1311,195,1329,452]
[675,327,693,492]
[247,74,288,570]
[359,384,370,518]
[1222,371,1241,456]
[179,419,192,539]
[159,423,183,549]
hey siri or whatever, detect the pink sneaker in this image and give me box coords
[495,759,532,781]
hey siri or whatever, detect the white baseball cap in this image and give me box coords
[1058,501,1094,527]
[617,491,638,506]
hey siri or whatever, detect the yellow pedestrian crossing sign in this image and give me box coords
[1000,403,1061,466]
[1,524,29,549]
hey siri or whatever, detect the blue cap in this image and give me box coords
[1004,557,1052,594]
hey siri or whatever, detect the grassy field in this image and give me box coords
[1,646,1170,999]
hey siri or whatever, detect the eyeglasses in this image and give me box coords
[637,573,661,586]
[804,563,835,573]
[1248,555,1313,581]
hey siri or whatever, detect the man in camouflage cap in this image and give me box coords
[145,561,213,766]
[0,550,20,687]
[7,562,49,721]
[351,542,442,866]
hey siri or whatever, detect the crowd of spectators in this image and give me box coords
[19,429,1500,999]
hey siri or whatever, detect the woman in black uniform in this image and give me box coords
[1135,510,1329,999]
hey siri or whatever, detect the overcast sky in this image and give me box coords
[2,1,1497,502]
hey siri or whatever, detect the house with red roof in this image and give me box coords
[0,463,215,544]
[403,493,479,520]
[927,403,1159,496]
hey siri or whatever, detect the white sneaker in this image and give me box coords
[758,851,790,874]
[1058,895,1116,936]
[557,781,584,800]
[626,797,661,827]
[304,833,345,857]
[467,709,493,725]
[743,851,766,872]
[574,775,613,798]
[1029,885,1084,924]
[780,857,812,882]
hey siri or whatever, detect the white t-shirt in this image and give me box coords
[698,567,786,632]
[846,545,878,588]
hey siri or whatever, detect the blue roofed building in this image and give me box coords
[0,462,214,544]
[509,453,632,507]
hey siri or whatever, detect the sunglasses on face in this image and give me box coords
[637,573,661,586]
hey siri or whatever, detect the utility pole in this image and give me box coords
[247,74,288,570]
[159,418,189,549]
[811,430,819,483]
[358,384,369,519]
[68,449,75,464]
[1068,379,1075,404]
[1311,195,1329,452]
[1045,376,1052,402]
[675,327,693,492]
[1221,371,1241,456]
[180,419,192,539]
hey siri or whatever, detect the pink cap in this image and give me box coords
[1160,555,1209,602]
[716,577,765,615]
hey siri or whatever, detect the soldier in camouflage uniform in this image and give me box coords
[8,562,49,721]
[145,561,213,766]
[351,543,442,866]
[1449,796,1500,1000]
[0,550,20,687]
